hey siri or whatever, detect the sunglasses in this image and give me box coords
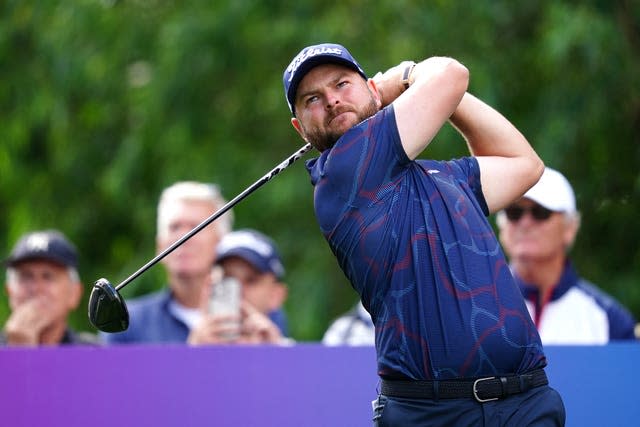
[504,205,554,222]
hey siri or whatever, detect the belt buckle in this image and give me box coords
[473,377,499,403]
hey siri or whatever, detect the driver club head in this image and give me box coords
[88,278,129,333]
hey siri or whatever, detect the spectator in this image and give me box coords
[101,181,233,344]
[216,229,289,335]
[188,229,291,345]
[497,167,637,344]
[2,230,99,346]
[323,300,375,346]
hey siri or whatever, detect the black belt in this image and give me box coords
[380,369,548,403]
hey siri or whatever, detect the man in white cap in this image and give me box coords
[497,167,637,344]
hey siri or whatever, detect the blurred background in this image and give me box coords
[1,0,638,341]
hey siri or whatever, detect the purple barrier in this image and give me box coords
[1,344,378,427]
[1,343,639,426]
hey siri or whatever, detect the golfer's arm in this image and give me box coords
[392,57,469,160]
[449,93,544,213]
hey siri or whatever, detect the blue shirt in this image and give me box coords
[306,106,545,380]
[518,260,637,344]
[100,289,189,344]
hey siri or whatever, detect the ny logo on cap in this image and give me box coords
[25,234,51,252]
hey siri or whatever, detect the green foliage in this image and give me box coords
[1,0,638,340]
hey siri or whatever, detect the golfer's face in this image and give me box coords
[294,64,379,149]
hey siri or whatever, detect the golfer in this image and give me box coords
[283,43,565,425]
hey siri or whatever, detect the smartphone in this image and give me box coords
[209,276,241,339]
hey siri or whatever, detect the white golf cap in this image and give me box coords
[522,167,576,213]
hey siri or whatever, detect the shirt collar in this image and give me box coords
[516,259,579,302]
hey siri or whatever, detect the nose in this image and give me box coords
[20,279,47,297]
[325,91,340,109]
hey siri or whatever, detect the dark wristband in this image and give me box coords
[402,62,416,90]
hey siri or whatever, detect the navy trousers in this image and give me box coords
[372,385,565,426]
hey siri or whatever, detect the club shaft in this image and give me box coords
[115,143,313,291]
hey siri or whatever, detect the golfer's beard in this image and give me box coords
[304,98,379,152]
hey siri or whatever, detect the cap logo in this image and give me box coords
[25,234,50,252]
[286,46,343,83]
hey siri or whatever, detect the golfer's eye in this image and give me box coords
[337,80,349,88]
[304,95,320,106]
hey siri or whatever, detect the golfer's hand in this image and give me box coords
[372,61,415,107]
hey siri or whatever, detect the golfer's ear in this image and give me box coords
[367,79,383,109]
[291,117,306,140]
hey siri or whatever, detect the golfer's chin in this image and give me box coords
[305,115,360,151]
[328,111,358,130]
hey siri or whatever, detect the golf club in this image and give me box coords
[88,143,313,333]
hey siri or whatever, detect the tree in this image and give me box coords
[1,0,638,340]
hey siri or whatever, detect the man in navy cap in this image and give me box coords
[188,229,290,345]
[217,229,288,331]
[2,229,99,346]
[282,43,564,425]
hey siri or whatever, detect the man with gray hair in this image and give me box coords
[2,229,99,346]
[497,167,637,344]
[102,181,234,344]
